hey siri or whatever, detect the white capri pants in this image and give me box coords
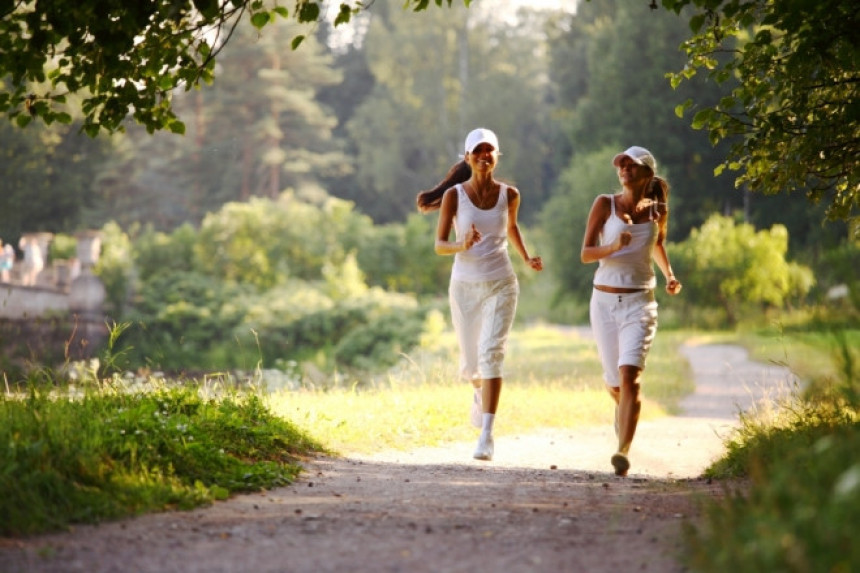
[449,275,519,381]
[589,288,658,387]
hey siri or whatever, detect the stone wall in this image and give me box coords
[0,231,107,369]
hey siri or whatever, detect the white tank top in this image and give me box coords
[593,194,658,289]
[451,183,515,282]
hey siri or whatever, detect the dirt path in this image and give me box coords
[0,342,796,573]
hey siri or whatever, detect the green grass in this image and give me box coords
[0,382,327,536]
[4,323,692,536]
[17,321,851,550]
[682,326,860,572]
[269,324,691,454]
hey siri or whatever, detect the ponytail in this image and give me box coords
[416,160,472,213]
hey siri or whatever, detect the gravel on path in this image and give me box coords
[0,339,798,573]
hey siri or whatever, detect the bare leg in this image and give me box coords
[611,365,642,476]
[617,365,642,455]
[482,377,502,414]
[606,385,620,404]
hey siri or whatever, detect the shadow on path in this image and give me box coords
[360,340,799,480]
[0,340,798,573]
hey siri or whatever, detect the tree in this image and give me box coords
[671,214,815,325]
[550,1,738,240]
[664,0,860,224]
[0,119,110,241]
[539,145,619,304]
[0,0,465,136]
[345,1,555,223]
[83,16,345,230]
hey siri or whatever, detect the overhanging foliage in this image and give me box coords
[664,0,859,223]
[0,0,468,135]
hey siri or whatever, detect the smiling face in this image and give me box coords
[615,156,652,189]
[466,142,498,173]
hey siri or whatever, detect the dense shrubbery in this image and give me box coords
[670,214,816,327]
[85,187,856,374]
[333,309,428,370]
[0,384,325,536]
[93,192,451,374]
[685,335,860,572]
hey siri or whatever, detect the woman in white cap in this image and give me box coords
[581,146,682,476]
[417,127,543,461]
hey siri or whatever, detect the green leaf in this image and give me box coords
[298,2,320,22]
[675,99,692,118]
[689,14,706,33]
[719,95,736,110]
[15,114,31,128]
[250,12,270,29]
[754,29,772,45]
[334,4,353,26]
[192,0,219,20]
[159,75,175,91]
[168,120,186,135]
[291,35,305,50]
[692,108,713,130]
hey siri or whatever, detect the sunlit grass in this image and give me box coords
[736,328,860,383]
[683,332,860,573]
[0,384,325,536]
[269,324,690,454]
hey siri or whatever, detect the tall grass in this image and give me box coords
[683,329,860,572]
[269,324,691,454]
[0,380,326,536]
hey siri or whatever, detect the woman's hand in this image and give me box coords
[464,223,482,250]
[666,276,682,295]
[614,231,632,252]
[526,256,543,271]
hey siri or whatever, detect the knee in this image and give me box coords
[619,366,642,396]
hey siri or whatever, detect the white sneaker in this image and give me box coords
[470,387,483,428]
[473,434,494,461]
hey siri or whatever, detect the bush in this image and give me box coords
[334,310,427,371]
[686,419,860,572]
[0,385,325,536]
[120,271,253,369]
[687,357,860,573]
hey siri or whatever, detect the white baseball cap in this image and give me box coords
[464,128,500,154]
[612,146,656,171]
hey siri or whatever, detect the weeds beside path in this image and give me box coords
[0,341,796,573]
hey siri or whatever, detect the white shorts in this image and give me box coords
[449,275,519,381]
[589,288,658,387]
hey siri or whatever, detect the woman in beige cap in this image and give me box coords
[417,128,543,461]
[581,146,682,476]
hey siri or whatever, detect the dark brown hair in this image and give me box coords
[416,160,472,213]
[649,175,669,203]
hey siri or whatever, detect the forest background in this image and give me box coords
[1,0,856,376]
